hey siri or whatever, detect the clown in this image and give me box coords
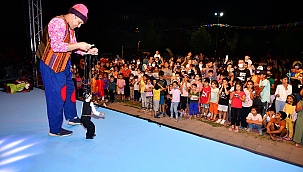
[36,4,98,137]
[81,93,105,139]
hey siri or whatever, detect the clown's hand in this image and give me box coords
[87,47,98,55]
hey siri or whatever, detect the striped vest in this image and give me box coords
[36,16,73,73]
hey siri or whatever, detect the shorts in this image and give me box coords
[153,100,160,111]
[209,102,218,114]
[200,103,210,108]
[159,95,165,105]
[218,104,228,112]
[117,88,124,95]
[94,92,101,97]
[190,102,198,115]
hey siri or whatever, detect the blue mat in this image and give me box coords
[0,89,301,172]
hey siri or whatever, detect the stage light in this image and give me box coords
[1,143,35,157]
[0,154,34,166]
[0,139,25,152]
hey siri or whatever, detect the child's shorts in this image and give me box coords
[190,102,198,115]
[117,88,124,94]
[153,100,160,111]
[159,95,165,105]
[209,102,218,114]
[218,104,228,112]
[200,103,210,108]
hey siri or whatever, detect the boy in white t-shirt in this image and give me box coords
[246,106,263,135]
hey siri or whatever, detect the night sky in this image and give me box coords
[1,0,302,54]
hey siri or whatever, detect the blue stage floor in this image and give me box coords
[0,89,302,172]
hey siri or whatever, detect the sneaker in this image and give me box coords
[49,128,73,137]
[219,119,225,125]
[216,119,222,123]
[259,132,263,136]
[247,128,252,132]
[68,117,81,125]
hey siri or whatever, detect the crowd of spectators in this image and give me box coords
[72,51,303,148]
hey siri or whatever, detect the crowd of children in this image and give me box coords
[72,52,303,148]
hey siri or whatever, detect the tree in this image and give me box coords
[189,28,212,54]
[225,32,239,53]
[143,21,163,52]
[274,31,303,57]
[240,36,254,54]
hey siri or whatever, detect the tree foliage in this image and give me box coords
[143,21,163,52]
[189,28,212,53]
[240,36,254,53]
[225,32,239,53]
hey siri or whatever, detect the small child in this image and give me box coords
[217,78,230,124]
[96,74,106,107]
[229,81,246,132]
[91,75,98,103]
[200,78,211,120]
[81,93,105,139]
[134,76,140,101]
[246,106,263,135]
[282,94,297,141]
[117,74,126,101]
[262,108,275,128]
[129,74,135,101]
[188,83,200,119]
[139,74,147,110]
[145,78,154,114]
[209,80,219,121]
[107,75,116,103]
[169,81,181,121]
[75,73,82,98]
[103,73,110,101]
[153,84,162,118]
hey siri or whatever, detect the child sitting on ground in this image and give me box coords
[246,106,263,135]
[262,108,275,128]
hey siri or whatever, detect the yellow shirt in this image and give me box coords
[140,80,146,93]
[153,89,161,101]
[284,103,295,118]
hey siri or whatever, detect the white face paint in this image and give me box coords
[85,95,92,102]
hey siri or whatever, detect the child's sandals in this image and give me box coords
[229,126,234,131]
[295,143,301,148]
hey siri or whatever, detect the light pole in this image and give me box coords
[137,41,140,53]
[214,12,223,58]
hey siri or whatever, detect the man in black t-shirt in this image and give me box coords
[157,71,168,117]
[233,59,251,84]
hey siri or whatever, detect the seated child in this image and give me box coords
[262,108,275,128]
[266,111,287,141]
[81,93,105,139]
[246,106,263,135]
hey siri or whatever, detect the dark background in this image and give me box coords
[1,0,303,57]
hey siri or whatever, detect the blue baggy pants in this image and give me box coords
[40,60,77,133]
